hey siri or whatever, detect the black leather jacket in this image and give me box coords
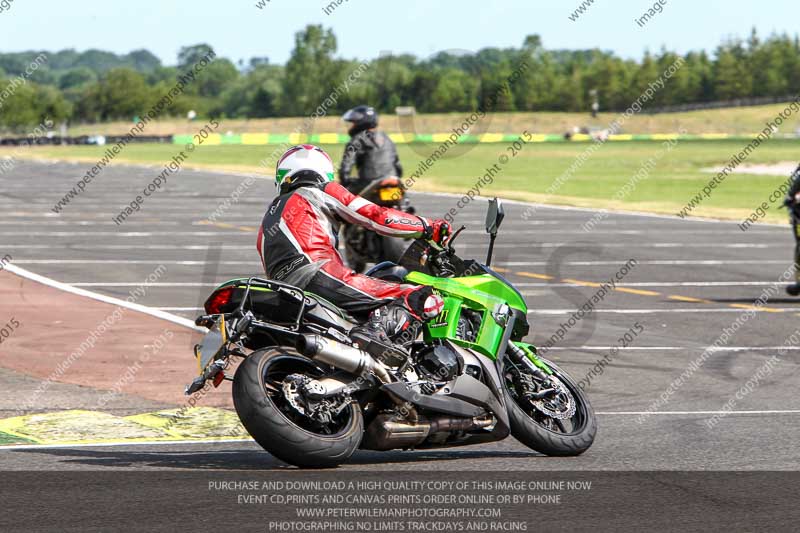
[789,164,800,199]
[339,130,402,192]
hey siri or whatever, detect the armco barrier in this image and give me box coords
[0,135,173,146]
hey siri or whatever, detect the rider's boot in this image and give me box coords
[350,303,415,363]
[350,289,444,363]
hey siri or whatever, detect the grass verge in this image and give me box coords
[57,104,800,136]
[4,139,798,225]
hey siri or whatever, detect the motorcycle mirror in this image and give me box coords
[485,198,505,236]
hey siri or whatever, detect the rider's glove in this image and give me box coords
[429,218,450,245]
[419,217,450,245]
[785,196,795,208]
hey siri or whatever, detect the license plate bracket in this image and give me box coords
[195,316,227,375]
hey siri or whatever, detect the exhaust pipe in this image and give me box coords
[296,335,392,384]
[362,414,493,451]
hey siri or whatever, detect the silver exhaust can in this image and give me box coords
[296,334,391,383]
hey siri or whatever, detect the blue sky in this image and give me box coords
[0,0,796,65]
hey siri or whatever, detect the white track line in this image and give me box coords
[0,244,254,250]
[124,308,800,316]
[597,410,800,415]
[8,190,781,227]
[462,229,783,234]
[488,243,778,250]
[528,308,799,315]
[9,259,794,267]
[0,221,183,226]
[0,213,253,218]
[56,280,770,289]
[505,260,793,266]
[544,346,800,351]
[517,281,790,287]
[422,192,788,227]
[421,216,770,229]
[0,185,787,225]
[0,232,251,237]
[13,260,261,266]
[2,264,204,331]
[71,282,219,287]
[4,243,782,250]
[2,221,779,235]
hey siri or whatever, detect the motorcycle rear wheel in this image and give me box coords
[233,347,364,468]
[503,357,596,456]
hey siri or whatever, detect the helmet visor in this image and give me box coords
[342,109,363,123]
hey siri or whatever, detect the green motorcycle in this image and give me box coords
[188,198,596,468]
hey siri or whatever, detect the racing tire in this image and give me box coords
[233,347,364,468]
[504,358,597,456]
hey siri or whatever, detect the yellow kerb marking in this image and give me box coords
[288,133,308,144]
[241,133,270,145]
[0,408,252,446]
[516,271,554,280]
[668,295,712,303]
[729,304,783,313]
[615,287,661,297]
[388,133,412,144]
[479,133,504,143]
[318,133,339,144]
[562,278,603,288]
[200,134,222,145]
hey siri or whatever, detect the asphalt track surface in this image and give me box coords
[1,159,799,472]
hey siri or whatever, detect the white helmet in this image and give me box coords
[275,144,335,191]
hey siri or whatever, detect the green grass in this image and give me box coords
[7,139,799,223]
[0,431,35,445]
[61,103,800,137]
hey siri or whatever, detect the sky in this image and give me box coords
[0,0,797,65]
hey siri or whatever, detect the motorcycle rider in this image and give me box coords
[784,163,800,295]
[257,144,449,355]
[339,105,402,192]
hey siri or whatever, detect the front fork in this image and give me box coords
[505,342,567,406]
[507,342,553,376]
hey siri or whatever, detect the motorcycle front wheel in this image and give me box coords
[502,356,597,456]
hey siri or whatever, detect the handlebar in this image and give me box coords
[447,225,466,249]
[401,229,467,279]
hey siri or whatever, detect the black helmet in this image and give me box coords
[342,105,378,136]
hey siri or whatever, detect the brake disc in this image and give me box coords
[282,374,341,425]
[282,374,311,416]
[528,375,577,420]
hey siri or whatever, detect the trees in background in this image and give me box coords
[1,26,800,130]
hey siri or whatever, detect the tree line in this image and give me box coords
[1,25,799,131]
